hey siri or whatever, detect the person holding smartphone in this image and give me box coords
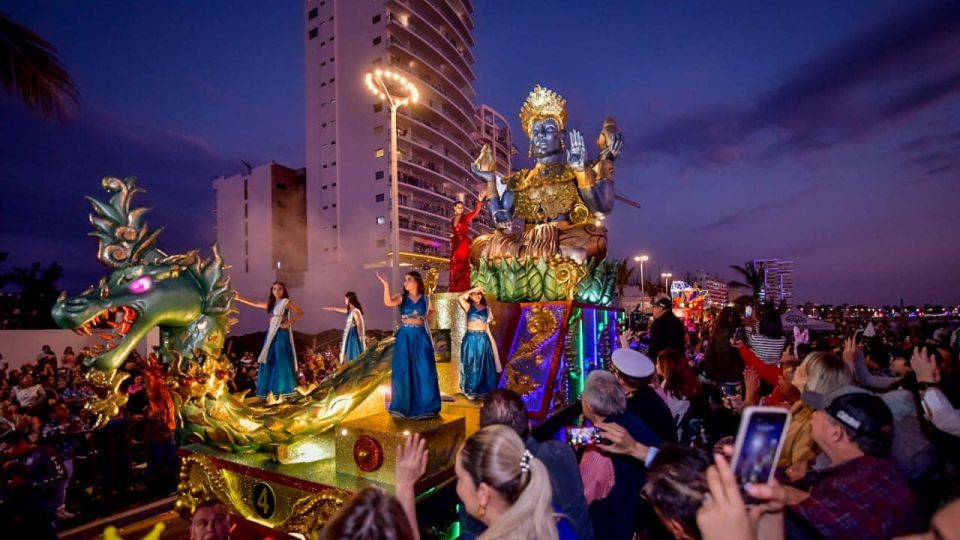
[783,392,923,539]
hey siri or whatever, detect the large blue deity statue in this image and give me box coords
[470,85,623,264]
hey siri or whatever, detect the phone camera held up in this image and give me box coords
[628,306,648,333]
[565,426,602,447]
[734,327,746,342]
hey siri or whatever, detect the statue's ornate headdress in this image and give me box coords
[519,85,567,137]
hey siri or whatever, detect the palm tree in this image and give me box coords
[728,262,764,301]
[0,10,79,120]
[615,260,635,300]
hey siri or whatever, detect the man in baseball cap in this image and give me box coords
[647,296,684,360]
[785,392,922,539]
[609,347,677,443]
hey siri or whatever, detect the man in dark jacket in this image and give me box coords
[580,370,661,540]
[648,297,685,359]
[611,347,678,443]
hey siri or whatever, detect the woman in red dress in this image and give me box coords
[449,193,487,292]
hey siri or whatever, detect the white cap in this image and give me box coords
[611,347,655,378]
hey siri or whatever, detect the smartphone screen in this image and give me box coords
[734,327,746,342]
[566,426,601,447]
[731,407,791,487]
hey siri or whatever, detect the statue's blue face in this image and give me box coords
[530,118,562,159]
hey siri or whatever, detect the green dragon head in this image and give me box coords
[51,177,235,372]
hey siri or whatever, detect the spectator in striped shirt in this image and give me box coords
[746,302,787,365]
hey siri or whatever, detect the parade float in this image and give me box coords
[52,84,629,538]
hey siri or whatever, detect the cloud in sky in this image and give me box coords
[0,99,239,292]
[636,1,960,168]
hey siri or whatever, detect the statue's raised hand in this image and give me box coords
[600,132,624,161]
[567,129,586,171]
[471,144,497,183]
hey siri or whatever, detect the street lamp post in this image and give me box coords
[365,70,419,325]
[661,272,672,298]
[634,255,649,312]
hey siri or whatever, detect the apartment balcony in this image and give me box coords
[399,198,488,236]
[386,6,475,85]
[387,41,475,128]
[422,0,474,48]
[398,109,474,163]
[398,133,473,180]
[399,158,479,207]
[391,0,474,50]
[399,173,456,203]
[387,32,474,110]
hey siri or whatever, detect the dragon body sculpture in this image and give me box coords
[52,178,391,453]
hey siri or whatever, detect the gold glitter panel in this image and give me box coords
[335,413,465,486]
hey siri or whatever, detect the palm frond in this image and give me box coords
[0,10,79,121]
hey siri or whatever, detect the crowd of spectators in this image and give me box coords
[320,299,960,540]
[0,339,349,537]
[5,298,960,539]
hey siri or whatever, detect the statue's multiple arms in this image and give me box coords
[470,162,513,228]
[573,130,620,215]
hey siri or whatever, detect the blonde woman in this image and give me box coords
[778,351,853,477]
[456,425,575,539]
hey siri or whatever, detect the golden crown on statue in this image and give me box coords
[520,85,568,137]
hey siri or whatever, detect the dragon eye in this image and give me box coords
[129,276,153,294]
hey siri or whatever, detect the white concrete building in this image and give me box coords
[754,258,795,307]
[214,163,307,334]
[216,1,511,332]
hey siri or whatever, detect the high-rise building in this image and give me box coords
[216,2,503,331]
[753,258,795,307]
[214,163,307,333]
[301,0,487,329]
[692,270,729,306]
[475,104,516,175]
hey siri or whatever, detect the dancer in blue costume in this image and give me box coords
[457,287,501,399]
[235,282,304,405]
[323,291,366,365]
[377,271,441,419]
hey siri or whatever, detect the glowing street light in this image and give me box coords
[633,254,649,311]
[661,272,672,295]
[365,70,419,325]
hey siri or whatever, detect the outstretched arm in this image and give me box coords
[235,294,268,310]
[463,195,485,223]
[377,273,403,307]
[323,307,349,314]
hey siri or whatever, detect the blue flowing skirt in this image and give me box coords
[390,324,441,419]
[460,330,498,399]
[343,327,364,363]
[256,328,296,398]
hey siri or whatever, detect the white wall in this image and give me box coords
[0,328,158,370]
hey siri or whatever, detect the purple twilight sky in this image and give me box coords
[1,0,958,306]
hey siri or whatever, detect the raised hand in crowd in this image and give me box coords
[395,433,428,540]
[912,346,940,384]
[698,452,790,540]
[596,421,652,462]
[841,336,861,366]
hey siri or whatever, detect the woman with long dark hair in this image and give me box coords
[449,193,487,293]
[324,292,366,364]
[236,282,303,404]
[746,302,787,365]
[656,349,703,433]
[377,271,441,419]
[457,287,501,399]
[702,306,744,383]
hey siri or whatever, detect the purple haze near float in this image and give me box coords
[2,0,959,305]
